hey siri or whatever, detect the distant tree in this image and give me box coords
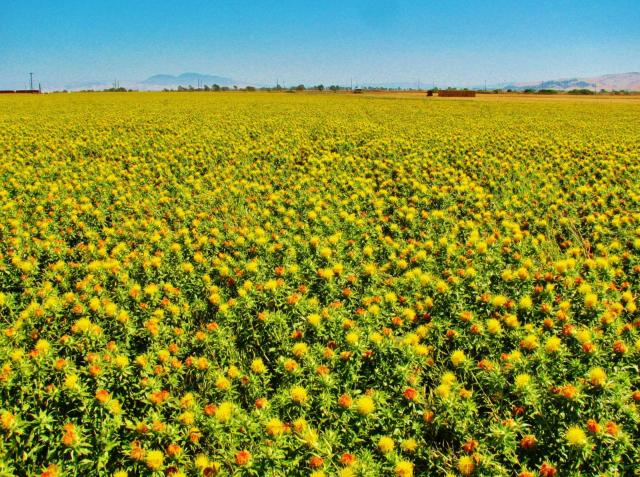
[233,85,238,90]
[203,85,210,91]
[316,84,324,91]
[221,86,230,91]
[245,86,256,92]
[212,84,221,91]
[568,88,595,95]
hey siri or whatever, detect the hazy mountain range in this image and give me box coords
[319,72,640,91]
[142,72,236,88]
[56,72,640,92]
[61,72,240,91]
[495,72,640,91]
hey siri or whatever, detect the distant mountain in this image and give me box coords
[347,73,640,92]
[62,80,118,91]
[57,73,240,92]
[142,72,237,88]
[499,72,640,92]
[49,71,640,93]
[359,81,426,90]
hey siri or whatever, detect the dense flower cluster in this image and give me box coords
[0,92,639,476]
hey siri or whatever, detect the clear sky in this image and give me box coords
[1,0,639,89]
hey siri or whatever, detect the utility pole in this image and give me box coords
[484,80,487,92]
[29,72,34,90]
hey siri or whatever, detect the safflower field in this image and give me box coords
[0,92,639,477]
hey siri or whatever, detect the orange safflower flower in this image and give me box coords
[340,453,356,466]
[520,435,537,449]
[309,456,324,469]
[129,441,144,460]
[61,423,78,447]
[150,390,170,405]
[540,463,557,477]
[235,450,251,465]
[403,387,417,401]
[338,394,352,408]
[166,443,182,457]
[613,340,627,354]
[458,439,476,453]
[40,464,60,477]
[587,419,600,433]
[316,365,329,375]
[605,421,619,436]
[95,389,110,403]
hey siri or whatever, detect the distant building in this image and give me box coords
[436,90,476,97]
[0,89,41,94]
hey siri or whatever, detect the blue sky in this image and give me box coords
[1,0,639,89]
